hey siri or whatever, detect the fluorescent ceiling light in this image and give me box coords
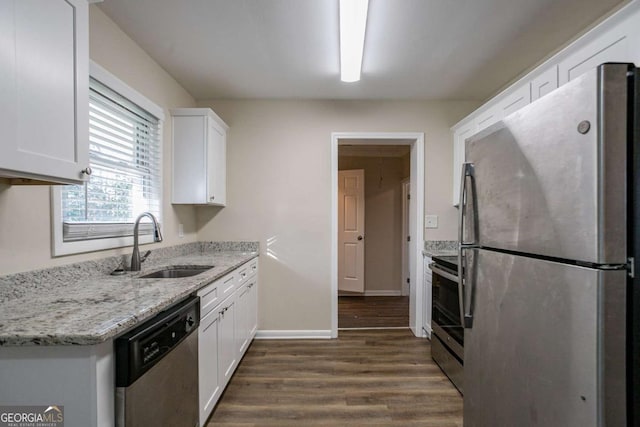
[339,0,369,82]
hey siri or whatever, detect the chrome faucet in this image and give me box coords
[131,212,163,271]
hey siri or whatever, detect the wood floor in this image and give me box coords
[206,329,463,426]
[338,296,409,328]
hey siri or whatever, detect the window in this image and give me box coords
[52,62,164,256]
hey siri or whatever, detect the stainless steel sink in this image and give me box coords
[140,266,214,279]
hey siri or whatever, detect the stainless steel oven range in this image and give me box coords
[430,254,463,394]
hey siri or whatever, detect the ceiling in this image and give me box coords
[98,0,627,101]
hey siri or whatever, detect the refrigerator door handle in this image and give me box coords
[458,162,477,327]
[458,162,477,247]
[461,246,475,329]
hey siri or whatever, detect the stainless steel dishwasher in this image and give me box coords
[115,296,200,427]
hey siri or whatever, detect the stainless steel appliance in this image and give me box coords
[459,63,639,426]
[115,296,200,427]
[430,255,464,393]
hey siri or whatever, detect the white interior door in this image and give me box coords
[338,169,365,293]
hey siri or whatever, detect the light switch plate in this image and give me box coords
[425,215,438,229]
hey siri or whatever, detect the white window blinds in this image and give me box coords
[61,77,162,241]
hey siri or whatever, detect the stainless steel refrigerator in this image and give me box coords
[458,63,639,427]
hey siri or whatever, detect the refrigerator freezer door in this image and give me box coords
[464,64,629,265]
[463,249,626,427]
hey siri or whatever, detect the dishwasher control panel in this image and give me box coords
[115,296,200,387]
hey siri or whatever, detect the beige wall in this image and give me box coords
[338,155,406,293]
[196,99,478,331]
[0,6,197,275]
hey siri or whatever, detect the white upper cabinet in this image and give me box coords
[452,121,476,205]
[559,23,632,84]
[0,0,89,185]
[531,66,559,101]
[474,105,500,132]
[451,2,640,205]
[171,108,228,206]
[496,83,531,118]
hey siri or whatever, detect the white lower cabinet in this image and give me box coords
[218,295,237,388]
[236,276,259,356]
[236,284,250,355]
[197,258,259,426]
[198,308,221,424]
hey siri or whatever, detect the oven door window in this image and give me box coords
[432,269,464,346]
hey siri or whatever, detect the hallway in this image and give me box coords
[338,296,409,329]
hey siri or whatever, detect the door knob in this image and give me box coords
[357,235,363,241]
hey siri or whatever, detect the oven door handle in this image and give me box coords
[429,264,458,283]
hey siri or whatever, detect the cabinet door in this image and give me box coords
[0,0,89,184]
[219,298,237,387]
[247,280,258,339]
[474,105,500,133]
[198,309,220,427]
[531,66,559,101]
[172,115,207,204]
[207,121,226,206]
[496,83,531,118]
[235,284,250,356]
[452,121,476,205]
[559,27,630,84]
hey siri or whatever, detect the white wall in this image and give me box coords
[0,6,197,275]
[195,99,478,331]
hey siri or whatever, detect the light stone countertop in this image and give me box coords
[0,245,258,346]
[423,240,458,258]
[422,249,458,258]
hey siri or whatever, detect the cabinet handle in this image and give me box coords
[210,196,215,200]
[82,167,92,176]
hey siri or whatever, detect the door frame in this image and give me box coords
[331,132,425,338]
[401,179,410,296]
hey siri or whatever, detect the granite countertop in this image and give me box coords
[423,249,458,257]
[423,240,458,258]
[0,243,258,347]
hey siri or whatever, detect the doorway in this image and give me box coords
[337,146,410,329]
[331,133,425,338]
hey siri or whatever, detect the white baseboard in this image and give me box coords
[363,290,402,296]
[255,330,332,339]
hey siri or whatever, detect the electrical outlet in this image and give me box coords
[425,215,438,229]
[178,223,184,238]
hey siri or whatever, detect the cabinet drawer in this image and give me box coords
[237,266,250,285]
[247,259,258,278]
[220,272,237,300]
[238,259,259,285]
[198,282,220,318]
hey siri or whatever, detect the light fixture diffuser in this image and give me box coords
[339,0,369,82]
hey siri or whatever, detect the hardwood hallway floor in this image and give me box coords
[338,296,410,328]
[206,329,463,426]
